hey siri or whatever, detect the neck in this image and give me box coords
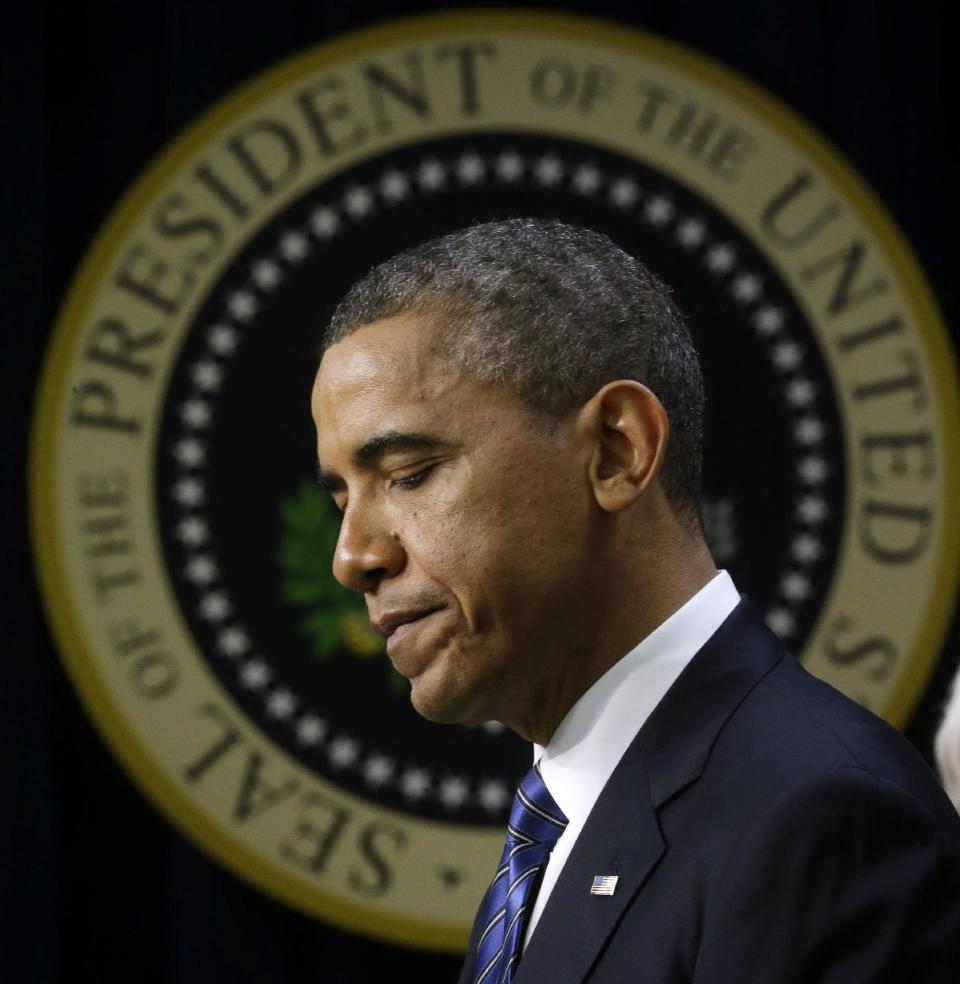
[509,530,717,746]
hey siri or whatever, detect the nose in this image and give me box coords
[332,503,405,592]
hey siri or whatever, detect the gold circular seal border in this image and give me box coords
[30,10,960,950]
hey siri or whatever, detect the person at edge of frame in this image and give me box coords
[936,672,960,814]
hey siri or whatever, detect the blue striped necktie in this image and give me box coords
[470,762,568,984]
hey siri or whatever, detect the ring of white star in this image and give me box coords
[167,146,837,812]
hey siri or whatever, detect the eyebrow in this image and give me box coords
[316,430,449,491]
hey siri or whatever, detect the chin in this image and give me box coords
[408,682,466,724]
[407,671,488,726]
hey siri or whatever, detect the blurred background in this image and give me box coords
[5,2,955,981]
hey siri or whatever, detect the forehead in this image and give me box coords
[312,313,473,447]
[317,311,448,395]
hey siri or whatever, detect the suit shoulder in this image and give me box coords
[708,652,960,847]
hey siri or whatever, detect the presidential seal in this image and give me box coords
[30,11,960,951]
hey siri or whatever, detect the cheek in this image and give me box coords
[445,501,565,630]
[397,453,586,626]
[399,499,511,628]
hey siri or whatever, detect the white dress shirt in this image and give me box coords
[523,569,741,947]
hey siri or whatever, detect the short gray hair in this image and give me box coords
[323,218,704,525]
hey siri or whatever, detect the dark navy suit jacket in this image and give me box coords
[459,598,960,983]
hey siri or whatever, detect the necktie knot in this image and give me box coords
[470,763,567,984]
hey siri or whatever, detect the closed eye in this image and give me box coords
[390,465,436,490]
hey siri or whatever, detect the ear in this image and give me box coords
[580,380,669,512]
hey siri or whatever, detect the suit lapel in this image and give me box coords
[638,597,784,808]
[513,598,784,983]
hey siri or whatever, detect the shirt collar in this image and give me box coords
[534,570,740,831]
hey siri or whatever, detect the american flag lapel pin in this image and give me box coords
[590,874,619,896]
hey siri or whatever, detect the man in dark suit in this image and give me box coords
[311,218,960,982]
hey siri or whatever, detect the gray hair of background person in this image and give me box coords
[935,673,960,813]
[322,217,705,529]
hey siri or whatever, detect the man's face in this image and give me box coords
[311,313,595,729]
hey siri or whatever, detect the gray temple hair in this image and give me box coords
[322,217,705,527]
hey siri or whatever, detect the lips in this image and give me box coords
[371,608,443,665]
[371,607,442,639]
